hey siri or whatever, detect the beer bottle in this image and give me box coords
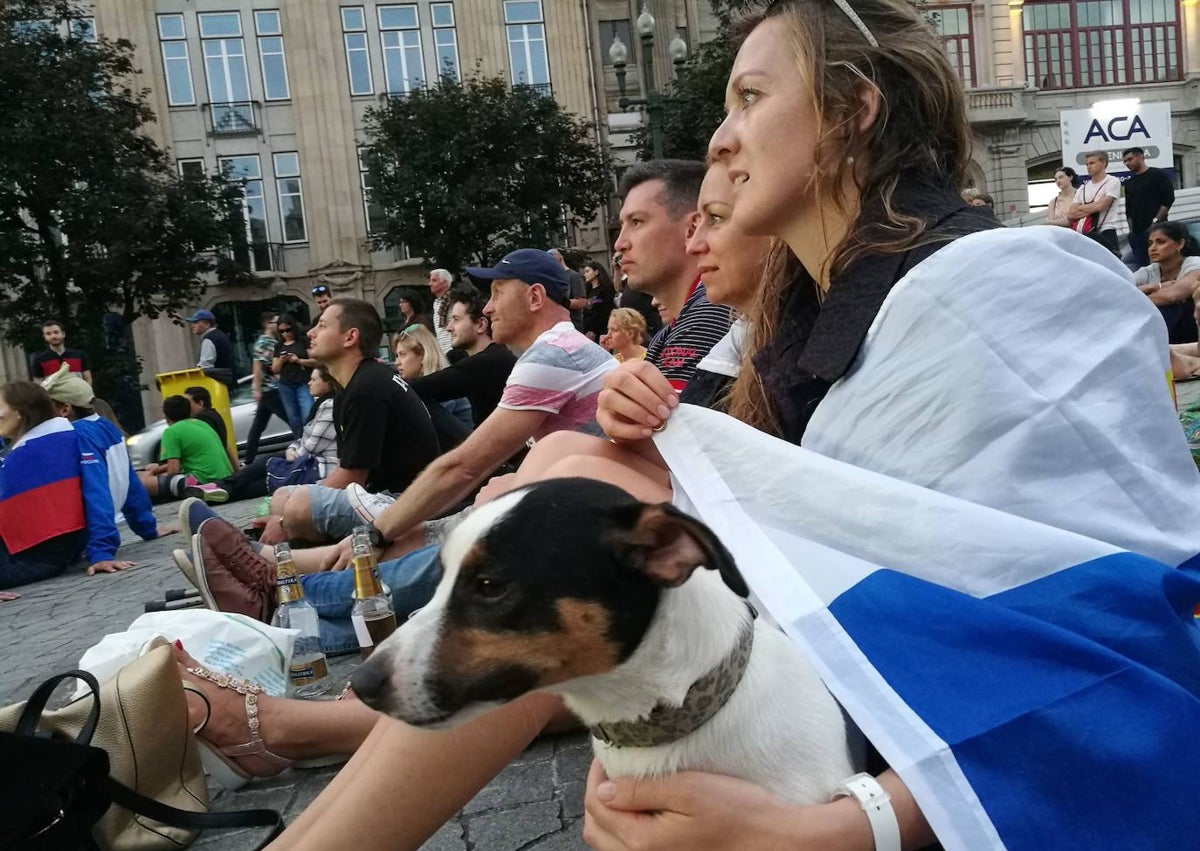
[350,526,397,659]
[270,542,330,697]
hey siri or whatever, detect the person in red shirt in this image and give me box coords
[29,320,92,384]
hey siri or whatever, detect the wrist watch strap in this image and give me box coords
[833,773,902,851]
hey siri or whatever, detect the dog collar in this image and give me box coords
[589,610,755,749]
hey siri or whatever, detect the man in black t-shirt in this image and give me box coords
[29,320,92,384]
[1122,147,1175,269]
[261,299,439,545]
[408,287,516,427]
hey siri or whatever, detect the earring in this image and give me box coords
[847,156,855,165]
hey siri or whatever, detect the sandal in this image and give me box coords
[185,665,293,790]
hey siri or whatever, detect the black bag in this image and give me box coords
[0,671,284,851]
[265,453,322,492]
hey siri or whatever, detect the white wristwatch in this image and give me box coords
[833,773,902,851]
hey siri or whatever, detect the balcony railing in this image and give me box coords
[206,101,259,136]
[228,241,283,274]
[513,82,553,98]
[965,86,1029,125]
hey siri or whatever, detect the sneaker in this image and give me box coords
[192,518,275,622]
[173,548,197,590]
[347,482,396,525]
[179,497,220,539]
[184,482,230,504]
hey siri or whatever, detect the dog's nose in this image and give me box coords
[349,661,389,705]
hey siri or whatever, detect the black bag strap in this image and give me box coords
[15,670,101,744]
[104,777,284,850]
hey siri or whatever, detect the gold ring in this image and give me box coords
[652,422,667,433]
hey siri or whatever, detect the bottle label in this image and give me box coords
[290,655,329,685]
[276,572,304,604]
[351,613,373,648]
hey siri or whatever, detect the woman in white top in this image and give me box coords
[1045,167,1078,228]
[1135,221,1200,376]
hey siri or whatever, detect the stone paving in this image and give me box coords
[0,499,592,850]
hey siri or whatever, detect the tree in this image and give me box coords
[362,74,610,273]
[0,0,249,404]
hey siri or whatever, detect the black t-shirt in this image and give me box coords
[273,340,310,385]
[407,342,516,427]
[334,359,439,493]
[30,348,90,379]
[193,408,228,447]
[1124,168,1175,232]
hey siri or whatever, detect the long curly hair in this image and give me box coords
[725,0,973,434]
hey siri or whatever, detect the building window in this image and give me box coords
[157,14,195,106]
[431,3,460,82]
[219,154,268,247]
[341,7,374,96]
[273,152,307,243]
[359,148,389,235]
[72,17,96,42]
[504,0,550,89]
[922,4,975,88]
[178,158,206,180]
[599,19,631,65]
[199,12,252,122]
[378,5,425,94]
[1023,0,1182,90]
[254,10,289,101]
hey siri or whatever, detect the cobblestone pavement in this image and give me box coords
[1,500,591,850]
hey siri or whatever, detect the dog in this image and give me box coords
[349,477,860,805]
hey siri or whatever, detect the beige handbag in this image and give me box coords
[0,639,208,849]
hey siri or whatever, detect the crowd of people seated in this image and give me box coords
[5,2,1200,850]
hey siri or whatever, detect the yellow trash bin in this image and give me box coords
[155,368,236,458]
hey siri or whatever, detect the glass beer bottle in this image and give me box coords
[270,542,330,697]
[350,527,397,659]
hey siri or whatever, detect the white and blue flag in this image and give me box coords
[657,227,1200,850]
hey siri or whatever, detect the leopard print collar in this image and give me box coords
[589,610,756,749]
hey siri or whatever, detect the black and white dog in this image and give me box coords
[350,478,859,805]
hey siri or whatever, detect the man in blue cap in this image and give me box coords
[185,308,236,388]
[191,249,618,596]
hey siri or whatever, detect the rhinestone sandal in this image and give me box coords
[185,664,292,790]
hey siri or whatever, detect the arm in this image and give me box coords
[197,338,217,369]
[164,457,182,476]
[373,408,548,543]
[407,362,476,404]
[252,359,264,400]
[83,370,93,385]
[79,449,122,566]
[1069,192,1116,218]
[1147,269,1200,306]
[1046,198,1069,228]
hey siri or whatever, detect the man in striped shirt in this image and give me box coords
[615,160,733,391]
[332,249,615,551]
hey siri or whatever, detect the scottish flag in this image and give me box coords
[657,228,1200,850]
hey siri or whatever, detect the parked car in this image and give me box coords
[125,375,293,469]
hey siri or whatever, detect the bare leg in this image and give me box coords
[1170,348,1200,380]
[279,486,324,543]
[138,472,160,498]
[267,693,563,850]
[513,431,670,492]
[539,453,672,504]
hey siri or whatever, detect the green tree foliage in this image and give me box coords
[362,75,610,273]
[0,0,249,398]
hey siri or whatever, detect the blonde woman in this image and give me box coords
[604,307,648,362]
[394,325,472,429]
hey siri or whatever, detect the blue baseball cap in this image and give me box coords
[185,309,216,323]
[466,249,569,300]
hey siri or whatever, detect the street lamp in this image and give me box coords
[608,4,688,160]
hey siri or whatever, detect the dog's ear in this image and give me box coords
[613,503,749,598]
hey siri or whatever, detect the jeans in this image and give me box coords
[0,530,85,590]
[276,383,314,436]
[245,388,288,463]
[1128,227,1150,269]
[300,544,442,655]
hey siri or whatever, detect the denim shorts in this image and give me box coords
[304,484,364,540]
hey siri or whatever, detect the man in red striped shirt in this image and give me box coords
[29,320,92,385]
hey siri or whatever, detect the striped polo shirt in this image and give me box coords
[499,322,616,440]
[646,279,734,392]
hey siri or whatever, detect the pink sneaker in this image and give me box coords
[184,482,230,504]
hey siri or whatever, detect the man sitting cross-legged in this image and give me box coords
[258,299,439,546]
[138,395,232,501]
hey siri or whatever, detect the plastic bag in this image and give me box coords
[73,610,297,698]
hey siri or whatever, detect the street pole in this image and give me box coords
[609,4,687,161]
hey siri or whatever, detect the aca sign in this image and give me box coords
[1060,101,1173,173]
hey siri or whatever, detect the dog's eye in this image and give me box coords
[474,577,510,599]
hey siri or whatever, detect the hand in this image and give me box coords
[583,761,849,851]
[253,388,262,403]
[155,524,179,538]
[257,516,287,546]
[474,473,519,507]
[597,360,678,443]
[87,560,136,576]
[1138,283,1158,295]
[320,535,355,571]
[0,591,20,602]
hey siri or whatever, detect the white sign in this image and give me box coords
[1060,101,1173,173]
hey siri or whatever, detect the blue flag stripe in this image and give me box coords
[828,555,1200,850]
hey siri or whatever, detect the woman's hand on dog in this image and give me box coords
[582,760,874,851]
[597,360,678,443]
